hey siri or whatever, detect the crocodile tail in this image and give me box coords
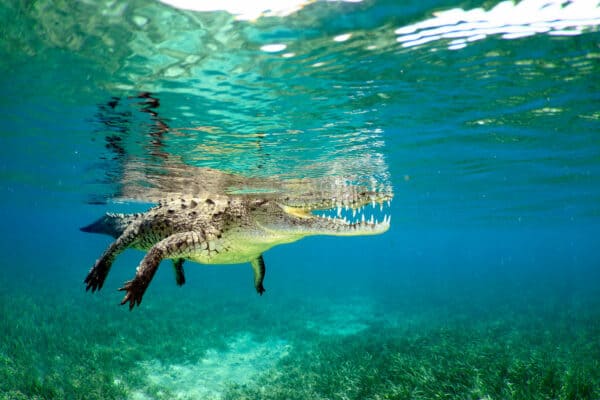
[80,213,136,238]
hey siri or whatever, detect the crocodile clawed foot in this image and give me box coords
[84,259,109,292]
[118,279,145,310]
[256,284,265,296]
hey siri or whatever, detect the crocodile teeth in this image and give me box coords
[313,197,392,230]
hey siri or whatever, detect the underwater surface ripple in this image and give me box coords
[1,0,599,399]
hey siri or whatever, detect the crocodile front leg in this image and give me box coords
[84,224,138,292]
[250,255,266,295]
[172,258,186,286]
[119,231,203,310]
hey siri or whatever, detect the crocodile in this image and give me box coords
[83,189,392,309]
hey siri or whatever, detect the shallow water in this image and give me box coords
[1,1,599,399]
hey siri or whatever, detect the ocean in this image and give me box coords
[1,0,599,399]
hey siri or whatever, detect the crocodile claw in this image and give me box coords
[118,279,145,310]
[84,260,108,292]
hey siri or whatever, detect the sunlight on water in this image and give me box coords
[395,0,600,50]
[158,0,313,21]
[157,0,365,20]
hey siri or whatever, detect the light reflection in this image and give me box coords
[260,43,287,53]
[395,0,600,50]
[333,33,353,42]
[158,0,362,21]
[157,0,312,20]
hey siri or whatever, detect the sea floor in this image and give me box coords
[0,267,598,400]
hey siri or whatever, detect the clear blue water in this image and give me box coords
[1,1,599,399]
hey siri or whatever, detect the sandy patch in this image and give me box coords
[129,333,290,399]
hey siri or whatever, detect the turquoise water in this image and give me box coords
[1,0,599,399]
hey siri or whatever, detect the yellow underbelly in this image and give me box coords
[186,251,258,265]
[185,241,272,265]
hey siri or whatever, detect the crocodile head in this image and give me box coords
[244,187,393,243]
